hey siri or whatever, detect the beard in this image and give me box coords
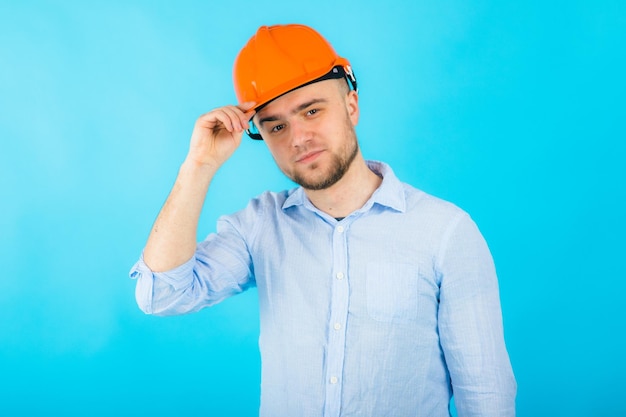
[290,122,359,191]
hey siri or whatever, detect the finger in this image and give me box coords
[199,106,244,133]
[238,101,257,112]
[197,110,233,133]
[243,109,256,130]
[226,104,257,131]
[220,106,247,132]
[238,102,257,129]
[199,103,256,133]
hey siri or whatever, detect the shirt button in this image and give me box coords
[336,272,344,280]
[337,225,344,233]
[330,376,338,384]
[333,323,341,330]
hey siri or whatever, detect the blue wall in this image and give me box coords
[1,1,624,415]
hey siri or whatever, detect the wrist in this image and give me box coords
[181,156,220,177]
[177,158,220,190]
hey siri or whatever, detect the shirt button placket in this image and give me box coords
[324,223,350,417]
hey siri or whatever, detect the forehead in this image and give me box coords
[255,79,343,118]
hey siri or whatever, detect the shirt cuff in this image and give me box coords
[130,254,196,288]
[129,254,197,314]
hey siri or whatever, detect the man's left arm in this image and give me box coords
[437,213,517,416]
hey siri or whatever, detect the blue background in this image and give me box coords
[1,1,624,415]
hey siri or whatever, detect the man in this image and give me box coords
[130,24,516,416]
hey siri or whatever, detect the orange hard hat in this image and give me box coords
[233,24,355,111]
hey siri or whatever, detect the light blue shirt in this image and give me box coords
[131,161,516,417]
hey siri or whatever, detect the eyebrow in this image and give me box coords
[257,98,328,126]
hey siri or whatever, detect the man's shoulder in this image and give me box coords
[401,182,468,220]
[369,160,468,221]
[226,188,298,221]
[218,189,296,237]
[248,188,297,209]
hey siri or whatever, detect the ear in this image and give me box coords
[346,90,359,126]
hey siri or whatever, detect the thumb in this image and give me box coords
[239,101,256,110]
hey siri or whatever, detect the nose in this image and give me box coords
[288,119,312,148]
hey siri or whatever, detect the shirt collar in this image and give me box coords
[282,160,406,213]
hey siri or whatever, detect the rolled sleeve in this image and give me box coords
[129,255,196,315]
[128,207,257,317]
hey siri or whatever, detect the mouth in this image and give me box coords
[296,150,324,164]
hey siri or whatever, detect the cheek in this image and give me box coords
[266,142,291,166]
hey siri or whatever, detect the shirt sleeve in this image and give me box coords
[436,213,517,416]
[129,214,255,316]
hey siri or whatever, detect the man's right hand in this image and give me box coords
[186,101,257,169]
[143,101,256,272]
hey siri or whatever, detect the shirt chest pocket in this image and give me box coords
[366,262,419,323]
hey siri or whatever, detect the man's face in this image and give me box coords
[253,79,360,191]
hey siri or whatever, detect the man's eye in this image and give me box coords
[271,124,285,133]
[307,109,318,116]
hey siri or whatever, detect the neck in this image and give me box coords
[304,156,382,218]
